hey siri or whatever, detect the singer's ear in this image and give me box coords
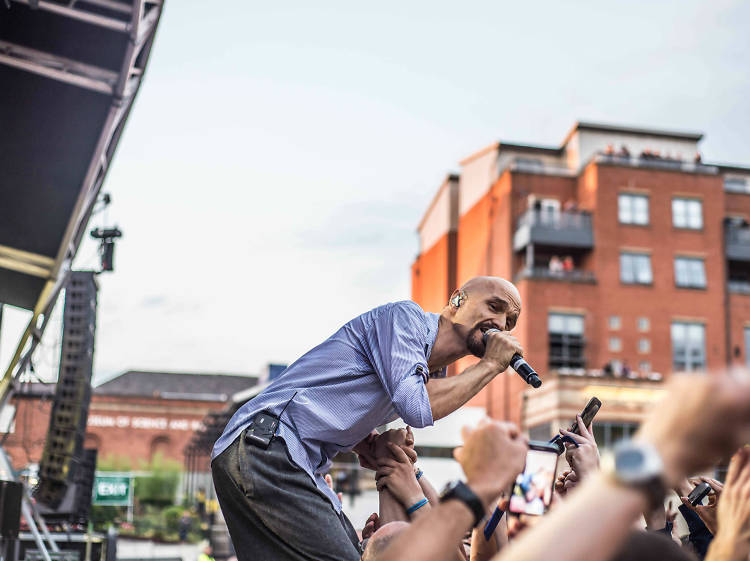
[449,289,465,310]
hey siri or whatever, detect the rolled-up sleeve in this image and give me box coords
[367,302,434,428]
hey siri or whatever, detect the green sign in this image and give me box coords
[93,474,131,506]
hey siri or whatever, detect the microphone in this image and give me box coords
[482,328,542,388]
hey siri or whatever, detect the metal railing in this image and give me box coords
[729,280,750,294]
[513,209,594,251]
[517,267,596,283]
[727,226,750,245]
[594,153,718,174]
[516,209,592,230]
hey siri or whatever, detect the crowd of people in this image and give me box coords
[602,143,703,164]
[210,276,750,561]
[343,372,750,561]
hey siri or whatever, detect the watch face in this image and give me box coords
[616,449,644,474]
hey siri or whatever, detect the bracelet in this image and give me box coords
[415,469,424,481]
[406,497,428,515]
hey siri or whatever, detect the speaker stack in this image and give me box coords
[0,480,22,539]
[35,272,97,511]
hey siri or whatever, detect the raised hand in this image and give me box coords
[679,476,723,535]
[705,448,750,561]
[454,418,528,508]
[375,442,426,511]
[560,415,600,479]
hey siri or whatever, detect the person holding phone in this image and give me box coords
[560,414,601,481]
[508,442,559,516]
[376,372,750,561]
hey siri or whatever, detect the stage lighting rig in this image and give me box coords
[90,226,122,273]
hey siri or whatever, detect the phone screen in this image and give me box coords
[509,448,558,515]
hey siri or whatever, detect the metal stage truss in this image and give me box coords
[0,0,164,405]
[0,1,164,556]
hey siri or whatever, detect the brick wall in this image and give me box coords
[413,155,745,427]
[3,393,227,471]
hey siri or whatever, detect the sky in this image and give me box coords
[1,0,749,384]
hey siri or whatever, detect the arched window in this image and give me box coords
[150,435,171,461]
[84,433,101,450]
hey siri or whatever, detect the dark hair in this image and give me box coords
[609,531,696,561]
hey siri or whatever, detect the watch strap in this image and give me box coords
[604,464,667,511]
[440,480,486,527]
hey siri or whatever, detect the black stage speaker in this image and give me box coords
[72,448,97,524]
[37,448,98,526]
[0,480,23,538]
[35,272,97,508]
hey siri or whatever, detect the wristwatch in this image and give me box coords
[606,440,667,510]
[439,480,486,527]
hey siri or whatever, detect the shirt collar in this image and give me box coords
[424,313,447,378]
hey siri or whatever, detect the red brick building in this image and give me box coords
[412,122,750,446]
[2,371,257,471]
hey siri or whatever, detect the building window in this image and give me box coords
[608,316,621,330]
[672,198,703,229]
[671,322,706,372]
[618,194,649,225]
[639,361,651,373]
[725,177,750,194]
[592,422,639,450]
[608,337,622,352]
[638,338,651,353]
[548,313,585,369]
[620,253,653,285]
[637,317,650,332]
[675,257,707,289]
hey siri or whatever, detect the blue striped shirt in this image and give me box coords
[212,301,443,511]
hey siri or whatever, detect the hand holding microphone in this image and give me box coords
[482,328,542,388]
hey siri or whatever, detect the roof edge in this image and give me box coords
[712,162,750,174]
[416,173,460,232]
[459,142,499,166]
[562,120,704,147]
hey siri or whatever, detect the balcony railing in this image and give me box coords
[729,280,750,294]
[516,267,596,284]
[513,209,594,251]
[726,224,750,261]
[725,177,750,194]
[594,153,718,175]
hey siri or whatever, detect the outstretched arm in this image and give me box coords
[427,331,522,420]
[427,360,498,420]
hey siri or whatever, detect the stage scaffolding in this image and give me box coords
[0,1,164,557]
[0,0,164,409]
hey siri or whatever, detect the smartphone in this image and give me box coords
[549,397,602,454]
[687,481,712,507]
[508,441,559,516]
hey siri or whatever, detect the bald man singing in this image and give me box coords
[211,276,524,561]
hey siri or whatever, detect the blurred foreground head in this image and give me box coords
[610,531,692,561]
[361,521,409,561]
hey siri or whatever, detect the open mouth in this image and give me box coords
[479,323,499,334]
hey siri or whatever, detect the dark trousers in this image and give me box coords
[211,431,361,561]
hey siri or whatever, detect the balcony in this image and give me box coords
[516,267,596,284]
[729,280,750,295]
[513,209,594,251]
[726,224,750,261]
